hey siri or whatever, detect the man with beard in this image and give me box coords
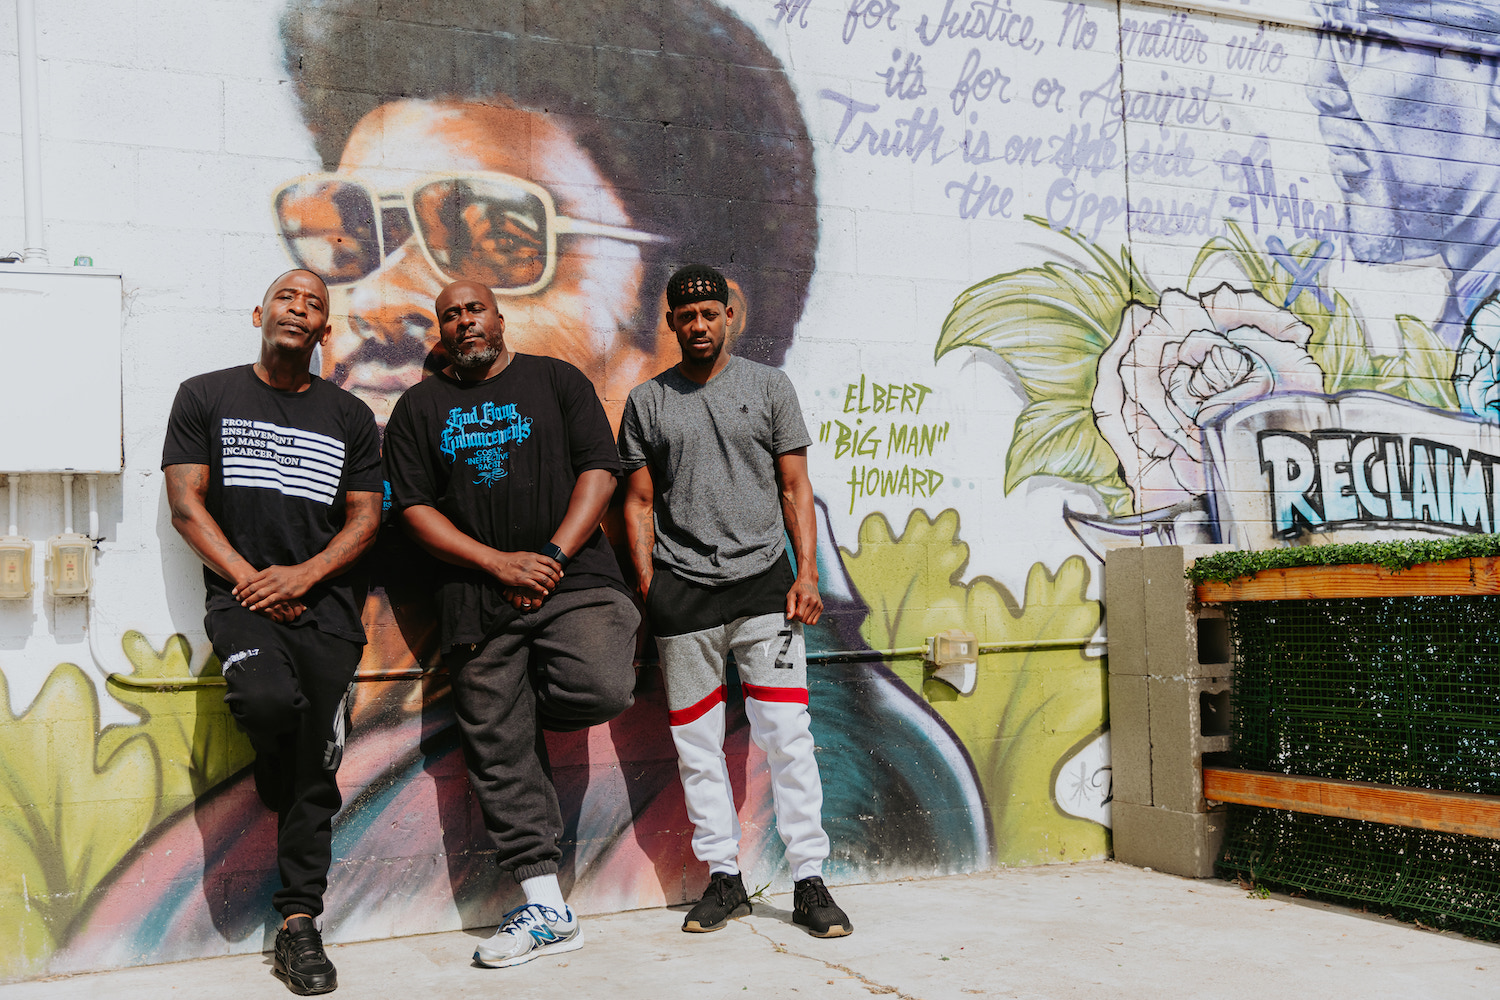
[163,269,382,995]
[269,0,988,928]
[1309,0,1500,343]
[381,279,639,968]
[56,0,993,969]
[276,0,814,428]
[620,265,851,938]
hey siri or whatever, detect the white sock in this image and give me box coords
[709,863,740,877]
[521,874,567,911]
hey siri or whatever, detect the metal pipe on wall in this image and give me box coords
[16,0,47,264]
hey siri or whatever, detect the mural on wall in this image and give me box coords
[1,637,252,974]
[941,0,1500,555]
[954,217,1467,552]
[271,0,996,895]
[9,0,1500,982]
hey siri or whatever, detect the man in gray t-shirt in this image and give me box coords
[619,349,810,584]
[620,264,852,939]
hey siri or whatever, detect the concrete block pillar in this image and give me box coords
[1105,543,1232,877]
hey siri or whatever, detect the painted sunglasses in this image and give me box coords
[272,171,665,296]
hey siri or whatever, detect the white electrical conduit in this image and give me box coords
[86,475,98,539]
[60,473,72,534]
[16,0,47,264]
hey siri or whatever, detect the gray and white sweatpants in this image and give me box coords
[649,555,830,881]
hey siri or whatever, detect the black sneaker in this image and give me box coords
[792,876,852,938]
[274,915,338,994]
[683,871,752,932]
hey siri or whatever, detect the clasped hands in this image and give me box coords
[493,550,564,612]
[232,564,318,623]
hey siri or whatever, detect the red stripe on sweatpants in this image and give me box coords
[668,685,727,726]
[741,683,808,705]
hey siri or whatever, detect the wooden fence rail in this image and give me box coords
[1203,767,1500,840]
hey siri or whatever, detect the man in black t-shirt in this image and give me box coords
[383,280,638,970]
[163,269,381,997]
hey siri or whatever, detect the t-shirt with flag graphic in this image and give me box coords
[162,365,382,643]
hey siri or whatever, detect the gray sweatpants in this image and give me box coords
[445,586,639,881]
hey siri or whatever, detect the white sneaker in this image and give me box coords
[473,903,584,968]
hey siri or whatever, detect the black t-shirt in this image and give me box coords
[383,354,628,650]
[161,365,383,643]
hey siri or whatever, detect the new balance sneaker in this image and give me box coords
[683,871,752,932]
[273,915,338,995]
[474,903,584,968]
[792,876,852,938]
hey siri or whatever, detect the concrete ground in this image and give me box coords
[6,861,1495,999]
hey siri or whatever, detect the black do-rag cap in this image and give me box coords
[666,264,729,310]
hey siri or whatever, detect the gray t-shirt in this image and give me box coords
[619,355,812,585]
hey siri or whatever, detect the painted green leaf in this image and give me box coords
[1188,233,1256,289]
[1307,292,1378,393]
[1004,398,1132,516]
[102,632,254,820]
[0,632,258,978]
[935,263,1124,402]
[1188,221,1278,292]
[0,664,157,980]
[1280,248,1340,340]
[1088,478,1135,515]
[1189,223,1459,410]
[840,508,1106,866]
[1188,221,1356,350]
[1372,315,1459,411]
[1021,214,1158,303]
[934,219,1157,509]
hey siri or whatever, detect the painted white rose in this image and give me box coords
[1093,284,1324,510]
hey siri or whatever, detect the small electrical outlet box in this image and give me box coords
[46,534,93,597]
[0,536,33,599]
[925,628,978,695]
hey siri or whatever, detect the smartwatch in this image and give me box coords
[540,542,570,568]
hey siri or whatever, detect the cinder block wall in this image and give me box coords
[5,0,1495,982]
[1106,545,1233,877]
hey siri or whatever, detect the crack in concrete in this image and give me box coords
[744,920,918,999]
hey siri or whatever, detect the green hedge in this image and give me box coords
[1187,534,1500,585]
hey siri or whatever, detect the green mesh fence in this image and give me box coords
[1219,595,1500,938]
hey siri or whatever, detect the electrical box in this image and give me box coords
[46,533,93,597]
[0,536,32,599]
[926,628,978,695]
[0,264,123,472]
